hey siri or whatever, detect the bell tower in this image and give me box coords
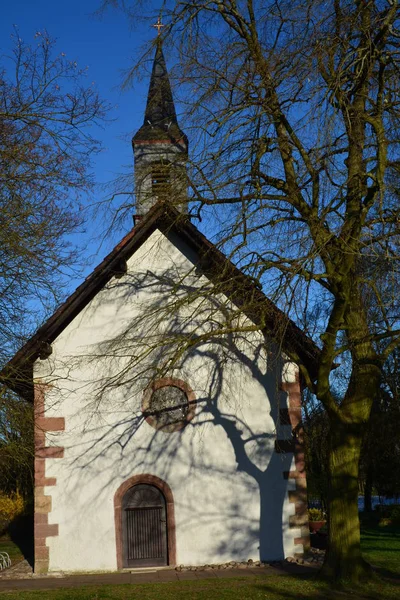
[132,37,188,217]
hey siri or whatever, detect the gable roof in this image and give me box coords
[0,202,320,400]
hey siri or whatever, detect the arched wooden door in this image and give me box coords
[122,484,168,567]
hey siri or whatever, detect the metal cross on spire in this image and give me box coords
[152,15,165,37]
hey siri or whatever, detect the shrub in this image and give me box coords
[0,493,25,524]
[379,517,393,527]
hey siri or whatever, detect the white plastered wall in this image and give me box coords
[34,228,300,572]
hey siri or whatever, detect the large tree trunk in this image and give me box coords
[321,419,373,582]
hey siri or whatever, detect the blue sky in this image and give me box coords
[1,0,171,282]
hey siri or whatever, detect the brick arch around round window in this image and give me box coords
[142,377,197,432]
[113,474,176,570]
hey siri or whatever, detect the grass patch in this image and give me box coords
[0,538,23,564]
[361,523,400,577]
[0,575,399,600]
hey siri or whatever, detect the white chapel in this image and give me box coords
[2,39,316,574]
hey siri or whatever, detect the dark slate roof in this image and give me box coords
[132,40,188,146]
[0,202,320,401]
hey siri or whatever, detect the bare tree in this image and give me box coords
[0,30,107,368]
[97,0,400,582]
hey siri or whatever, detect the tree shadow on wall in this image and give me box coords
[63,251,300,563]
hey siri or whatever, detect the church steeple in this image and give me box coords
[132,37,188,217]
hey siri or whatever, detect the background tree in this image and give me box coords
[0,388,33,500]
[303,393,329,509]
[0,30,107,370]
[0,31,107,504]
[361,349,400,511]
[305,350,400,516]
[98,0,400,582]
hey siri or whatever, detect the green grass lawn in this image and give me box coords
[0,575,399,600]
[361,523,400,578]
[0,524,398,599]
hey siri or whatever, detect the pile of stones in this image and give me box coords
[175,549,326,572]
[0,559,33,579]
[175,559,268,572]
[283,547,326,567]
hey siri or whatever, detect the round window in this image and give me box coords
[142,378,196,432]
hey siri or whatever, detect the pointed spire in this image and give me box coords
[132,33,188,217]
[133,39,187,145]
[145,39,178,128]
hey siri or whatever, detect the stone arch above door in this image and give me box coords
[114,474,176,570]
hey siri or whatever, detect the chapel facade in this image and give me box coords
[2,39,313,574]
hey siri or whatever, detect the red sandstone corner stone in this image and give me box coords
[34,523,59,537]
[35,558,50,575]
[283,470,307,479]
[293,502,307,516]
[35,476,57,486]
[34,513,48,525]
[36,447,64,459]
[294,536,310,546]
[36,417,65,431]
[289,489,307,504]
[35,546,50,560]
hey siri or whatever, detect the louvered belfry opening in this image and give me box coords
[122,484,168,568]
[151,162,171,201]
